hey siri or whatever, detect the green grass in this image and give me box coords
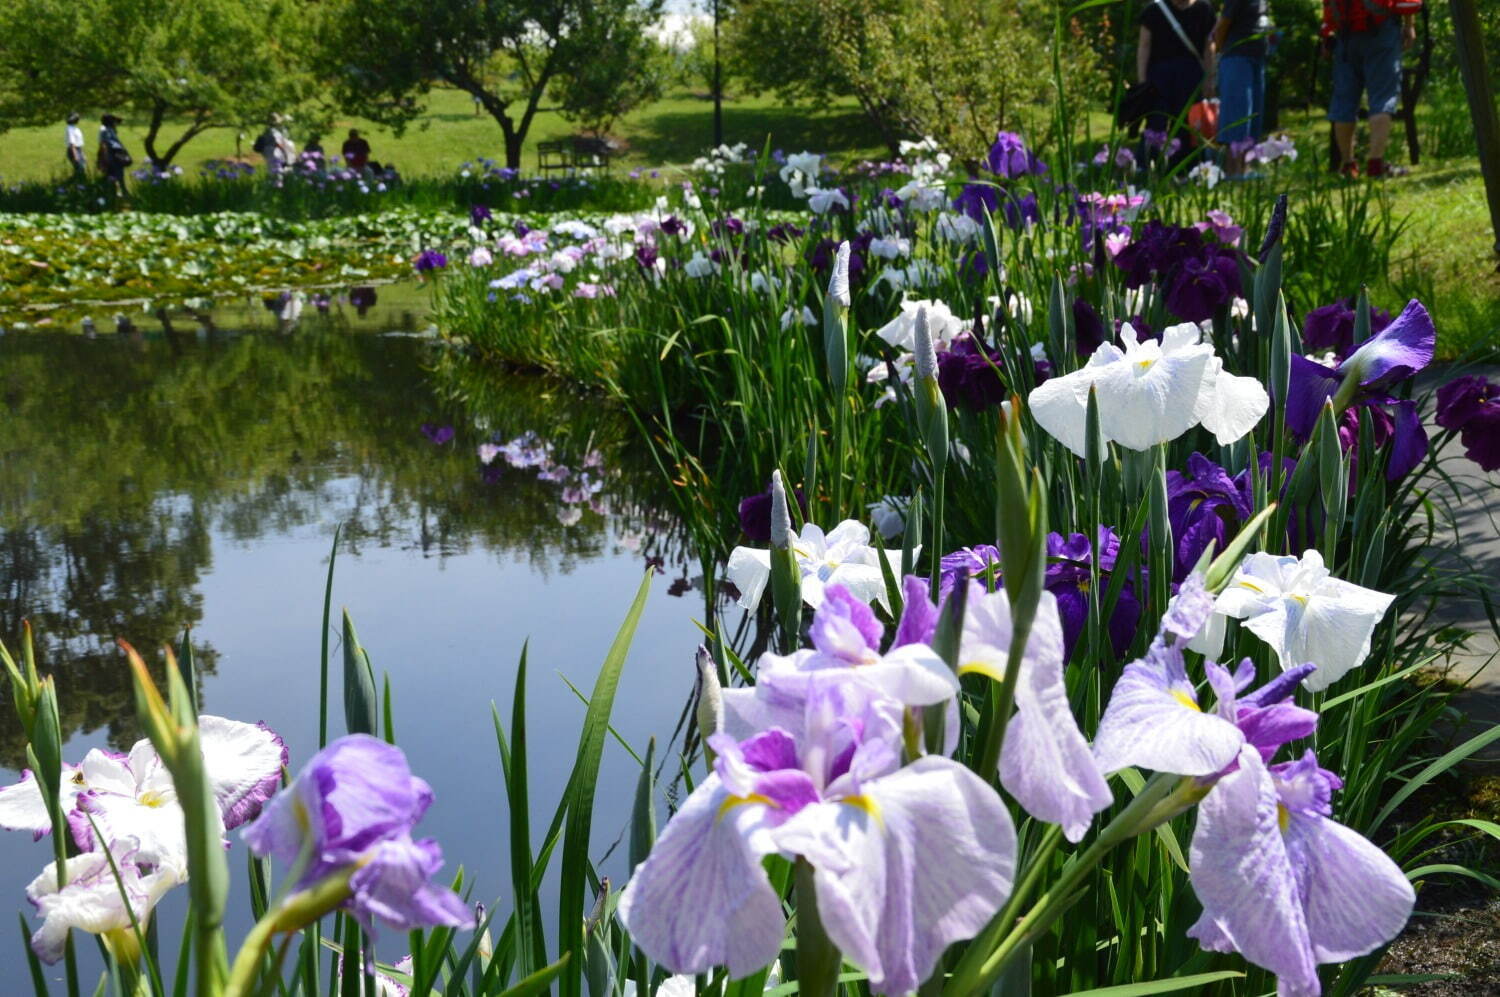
[0,88,884,182]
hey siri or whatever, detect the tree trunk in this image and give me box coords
[143,99,169,168]
[1448,0,1500,261]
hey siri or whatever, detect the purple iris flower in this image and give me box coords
[633,241,658,271]
[1435,375,1500,471]
[420,423,455,445]
[1112,220,1205,290]
[710,215,745,238]
[936,335,1008,412]
[660,215,687,237]
[953,182,999,222]
[241,736,473,939]
[1166,453,1254,581]
[878,186,903,210]
[1046,528,1142,661]
[1300,299,1394,356]
[1001,191,1041,230]
[618,672,1014,993]
[737,481,808,541]
[1284,300,1434,478]
[765,222,805,243]
[940,530,1141,661]
[413,250,447,273]
[985,131,1047,178]
[468,203,492,226]
[1163,248,1242,323]
[1073,298,1107,358]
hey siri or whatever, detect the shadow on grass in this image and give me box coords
[625,101,882,164]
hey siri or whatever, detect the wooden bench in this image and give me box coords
[536,137,614,175]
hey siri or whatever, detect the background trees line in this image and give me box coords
[0,0,1495,172]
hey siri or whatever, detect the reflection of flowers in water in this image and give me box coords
[420,423,455,445]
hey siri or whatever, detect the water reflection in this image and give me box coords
[0,302,696,767]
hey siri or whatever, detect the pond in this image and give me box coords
[0,294,710,978]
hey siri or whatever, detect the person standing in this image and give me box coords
[1137,0,1218,151]
[1214,0,1271,176]
[341,128,371,171]
[96,114,132,194]
[1322,0,1417,178]
[65,113,87,180]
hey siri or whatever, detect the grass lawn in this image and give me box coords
[0,88,885,181]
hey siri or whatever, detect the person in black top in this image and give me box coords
[1137,0,1217,147]
[1213,0,1271,175]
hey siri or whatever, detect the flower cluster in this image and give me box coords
[1435,374,1500,470]
[478,430,608,524]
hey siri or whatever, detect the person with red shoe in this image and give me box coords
[1322,0,1419,178]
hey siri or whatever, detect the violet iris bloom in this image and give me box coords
[936,335,1008,411]
[1300,299,1393,355]
[420,423,455,445]
[1072,298,1107,358]
[736,481,807,542]
[468,204,492,226]
[242,736,473,939]
[1112,221,1204,290]
[618,677,1015,993]
[1164,248,1242,323]
[1435,375,1500,471]
[413,250,447,273]
[986,131,1047,177]
[1166,453,1253,581]
[1285,300,1434,479]
[1046,529,1142,661]
[953,182,999,222]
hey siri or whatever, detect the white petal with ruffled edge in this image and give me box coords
[726,546,772,610]
[616,774,786,980]
[774,757,1016,996]
[198,715,288,830]
[1196,358,1270,446]
[25,846,180,963]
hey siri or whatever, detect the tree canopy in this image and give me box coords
[316,0,665,170]
[0,0,315,166]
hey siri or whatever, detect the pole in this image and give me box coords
[1448,0,1500,261]
[712,0,723,147]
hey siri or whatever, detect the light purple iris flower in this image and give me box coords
[1091,579,1412,994]
[958,583,1113,841]
[242,735,473,939]
[720,585,959,743]
[1188,745,1414,997]
[618,678,1015,994]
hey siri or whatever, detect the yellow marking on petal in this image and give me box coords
[1077,578,1091,594]
[137,790,170,808]
[1136,358,1155,371]
[1238,579,1264,593]
[841,794,885,830]
[1289,593,1308,605]
[1171,690,1202,712]
[957,660,1006,683]
[717,793,775,822]
[1277,803,1290,834]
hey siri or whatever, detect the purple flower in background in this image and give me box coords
[711,215,745,238]
[1114,146,1137,170]
[633,241,658,271]
[469,204,492,226]
[413,250,447,273]
[242,736,473,939]
[1164,248,1242,323]
[349,287,377,314]
[618,677,1015,993]
[1166,453,1253,581]
[1436,375,1500,471]
[737,481,808,541]
[1285,300,1434,478]
[1112,221,1205,289]
[1301,299,1394,355]
[420,423,454,445]
[936,335,1008,412]
[1001,191,1041,230]
[953,182,999,222]
[766,222,805,244]
[940,545,1002,592]
[985,131,1047,178]
[1045,528,1142,661]
[1143,128,1168,152]
[1072,298,1107,357]
[660,215,687,237]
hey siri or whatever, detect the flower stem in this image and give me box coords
[945,773,1175,996]
[794,859,842,997]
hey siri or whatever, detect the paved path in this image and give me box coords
[1418,365,1500,767]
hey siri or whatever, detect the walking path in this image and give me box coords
[1419,365,1500,767]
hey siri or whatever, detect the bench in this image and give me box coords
[536,137,614,174]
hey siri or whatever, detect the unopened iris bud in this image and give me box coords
[770,470,792,550]
[828,241,851,307]
[695,645,723,740]
[913,306,938,382]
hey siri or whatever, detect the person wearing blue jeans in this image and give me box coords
[1213,0,1270,176]
[1322,0,1416,178]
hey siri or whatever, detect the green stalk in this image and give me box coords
[794,859,842,997]
[945,773,1177,996]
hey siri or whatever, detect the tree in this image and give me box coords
[728,0,1105,165]
[316,0,664,171]
[551,12,671,136]
[0,0,315,168]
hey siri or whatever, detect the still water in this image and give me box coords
[0,292,707,978]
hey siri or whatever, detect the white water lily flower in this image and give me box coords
[1028,322,1267,455]
[726,521,914,612]
[26,845,180,963]
[1215,550,1396,692]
